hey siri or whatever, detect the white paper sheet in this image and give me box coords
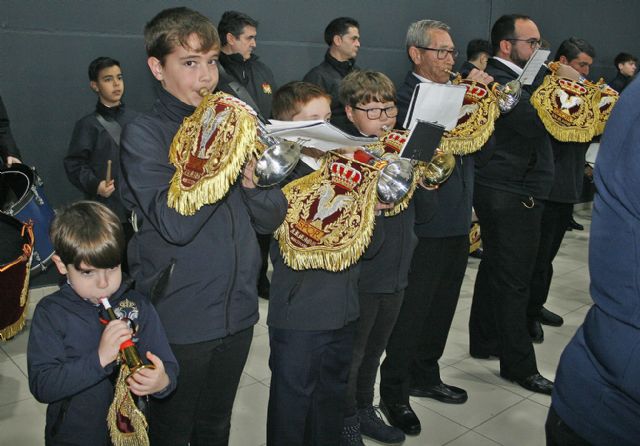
[403,82,467,131]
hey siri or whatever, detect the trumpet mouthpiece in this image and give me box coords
[199,88,210,97]
[444,69,458,76]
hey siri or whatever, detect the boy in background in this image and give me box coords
[28,201,177,445]
[64,57,137,248]
[120,7,286,445]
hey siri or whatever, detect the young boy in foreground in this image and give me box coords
[27,201,177,445]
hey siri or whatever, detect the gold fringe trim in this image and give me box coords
[107,364,150,446]
[167,92,260,216]
[440,101,499,155]
[274,155,380,272]
[531,75,600,143]
[0,310,27,341]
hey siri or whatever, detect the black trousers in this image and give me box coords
[469,185,541,380]
[380,236,469,404]
[528,201,574,318]
[345,291,404,415]
[149,327,254,446]
[546,406,593,445]
[267,323,355,446]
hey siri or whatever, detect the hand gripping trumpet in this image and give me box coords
[445,69,522,113]
[100,298,155,377]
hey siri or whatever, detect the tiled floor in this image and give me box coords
[0,209,593,446]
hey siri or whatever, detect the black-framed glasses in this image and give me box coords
[415,46,459,60]
[507,38,542,49]
[353,105,398,120]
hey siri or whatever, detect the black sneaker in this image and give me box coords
[340,414,365,446]
[358,405,406,444]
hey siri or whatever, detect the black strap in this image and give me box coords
[95,113,122,146]
[217,64,267,124]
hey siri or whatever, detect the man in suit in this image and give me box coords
[379,19,493,436]
[468,14,555,395]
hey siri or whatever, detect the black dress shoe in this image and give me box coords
[568,217,584,231]
[539,307,564,327]
[379,400,421,436]
[409,382,468,404]
[502,373,553,395]
[528,318,544,344]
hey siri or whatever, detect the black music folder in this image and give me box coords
[400,120,445,163]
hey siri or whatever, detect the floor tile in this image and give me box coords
[475,399,550,446]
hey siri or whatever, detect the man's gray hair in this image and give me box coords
[406,19,450,51]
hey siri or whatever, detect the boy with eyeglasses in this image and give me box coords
[338,70,415,445]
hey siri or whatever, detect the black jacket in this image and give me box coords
[268,161,384,330]
[608,72,633,94]
[396,71,480,237]
[64,102,138,221]
[219,52,277,119]
[28,280,178,446]
[303,51,359,132]
[547,139,589,203]
[120,86,287,344]
[475,58,553,200]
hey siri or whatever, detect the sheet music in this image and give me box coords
[519,49,550,85]
[266,120,375,170]
[403,82,467,131]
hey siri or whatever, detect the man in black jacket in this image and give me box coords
[379,19,493,436]
[469,14,554,395]
[527,38,595,343]
[218,11,277,120]
[304,17,360,131]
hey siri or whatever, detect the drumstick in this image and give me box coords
[106,160,112,183]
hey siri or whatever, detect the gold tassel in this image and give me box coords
[0,310,27,341]
[107,364,150,446]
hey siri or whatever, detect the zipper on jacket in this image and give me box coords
[224,201,237,334]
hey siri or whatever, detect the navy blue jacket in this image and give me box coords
[547,139,588,203]
[396,71,477,238]
[28,280,178,446]
[268,161,384,330]
[120,86,287,344]
[552,77,640,445]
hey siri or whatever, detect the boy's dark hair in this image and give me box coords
[324,17,359,46]
[490,14,531,55]
[50,201,124,269]
[272,81,331,120]
[218,11,258,46]
[144,7,220,63]
[339,70,396,108]
[88,57,120,82]
[466,39,491,61]
[614,52,638,69]
[554,37,595,62]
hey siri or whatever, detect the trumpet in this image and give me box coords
[100,298,155,377]
[445,69,522,113]
[352,147,414,204]
[419,150,456,187]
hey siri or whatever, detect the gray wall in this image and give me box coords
[1,0,638,208]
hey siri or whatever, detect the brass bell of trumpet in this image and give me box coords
[420,150,456,187]
[377,158,414,203]
[446,69,522,113]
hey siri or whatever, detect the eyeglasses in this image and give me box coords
[415,46,459,60]
[507,38,542,49]
[353,105,398,120]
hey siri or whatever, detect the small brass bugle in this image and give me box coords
[445,69,522,113]
[101,298,155,377]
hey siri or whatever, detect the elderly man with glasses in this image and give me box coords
[468,14,556,395]
[379,19,493,436]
